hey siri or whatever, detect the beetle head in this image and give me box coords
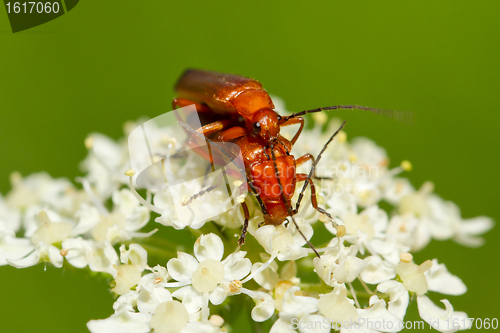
[250,109,280,142]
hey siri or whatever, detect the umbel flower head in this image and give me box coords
[0,97,493,333]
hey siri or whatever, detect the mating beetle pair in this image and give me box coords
[173,69,406,256]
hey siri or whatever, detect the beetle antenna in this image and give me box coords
[270,143,320,258]
[283,105,413,126]
[295,121,346,212]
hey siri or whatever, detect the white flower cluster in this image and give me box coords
[0,99,493,333]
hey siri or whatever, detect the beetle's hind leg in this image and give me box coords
[296,154,335,180]
[293,173,333,220]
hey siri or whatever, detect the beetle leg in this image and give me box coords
[293,173,333,220]
[279,116,304,145]
[217,126,247,142]
[296,153,314,167]
[172,98,212,113]
[201,163,213,187]
[238,201,250,245]
[296,154,335,180]
[194,120,235,137]
[183,120,235,164]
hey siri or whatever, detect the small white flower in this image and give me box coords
[120,243,148,272]
[314,239,366,286]
[341,296,402,333]
[350,137,389,170]
[87,312,151,333]
[166,234,251,320]
[87,301,151,333]
[398,182,493,249]
[395,259,432,295]
[112,264,142,295]
[382,177,415,206]
[376,280,409,321]
[137,278,172,314]
[386,214,430,252]
[6,172,78,214]
[394,256,470,332]
[61,237,119,276]
[253,221,313,261]
[7,210,73,268]
[111,244,149,295]
[278,286,319,324]
[80,133,129,199]
[91,189,151,244]
[318,284,358,325]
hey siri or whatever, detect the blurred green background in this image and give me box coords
[1,1,499,332]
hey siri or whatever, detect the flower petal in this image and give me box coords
[281,286,319,319]
[0,231,34,266]
[251,291,275,322]
[7,248,39,268]
[299,314,331,333]
[332,254,367,283]
[48,244,64,268]
[251,261,280,291]
[270,318,296,333]
[354,296,403,332]
[172,286,203,314]
[62,237,91,268]
[209,283,228,305]
[150,301,189,333]
[417,296,470,332]
[88,241,120,277]
[377,281,409,320]
[120,244,148,272]
[167,252,198,282]
[222,251,252,281]
[194,233,224,262]
[137,287,172,314]
[318,286,358,324]
[425,259,467,296]
[360,256,396,284]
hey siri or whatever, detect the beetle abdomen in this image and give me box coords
[175,69,273,115]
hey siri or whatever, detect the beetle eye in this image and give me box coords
[277,115,282,121]
[253,122,261,132]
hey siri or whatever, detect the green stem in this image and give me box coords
[135,243,176,260]
[141,233,179,248]
[299,282,386,301]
